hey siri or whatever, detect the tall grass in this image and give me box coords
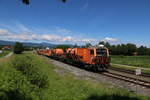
[0,53,49,100]
[0,59,39,100]
[11,54,49,88]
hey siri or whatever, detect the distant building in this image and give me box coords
[2,46,12,50]
[133,52,138,56]
[46,47,50,50]
[0,50,2,53]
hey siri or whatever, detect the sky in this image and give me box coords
[0,0,150,46]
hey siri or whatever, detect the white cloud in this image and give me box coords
[0,28,96,44]
[56,28,72,34]
[76,39,97,43]
[0,23,98,44]
[17,23,31,32]
[0,29,10,36]
[102,37,119,42]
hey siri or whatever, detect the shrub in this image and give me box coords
[11,55,49,89]
[13,42,24,54]
[0,64,38,100]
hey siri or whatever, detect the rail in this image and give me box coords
[101,72,150,88]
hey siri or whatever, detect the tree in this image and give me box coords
[22,0,66,5]
[98,41,105,45]
[126,43,137,55]
[73,43,79,48]
[13,42,24,54]
[56,45,70,51]
[85,43,92,47]
[120,44,128,55]
[98,41,111,48]
[137,46,148,55]
[105,42,111,49]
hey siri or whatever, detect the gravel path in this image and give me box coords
[45,57,150,96]
[4,52,13,58]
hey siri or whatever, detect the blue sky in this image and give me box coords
[0,0,150,46]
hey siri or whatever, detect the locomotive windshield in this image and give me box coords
[96,49,107,56]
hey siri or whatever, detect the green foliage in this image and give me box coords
[22,0,66,5]
[0,46,3,50]
[13,42,24,54]
[0,52,150,100]
[109,43,137,55]
[85,43,92,47]
[56,45,70,51]
[99,41,150,56]
[22,0,29,5]
[11,55,49,89]
[73,43,79,48]
[0,51,10,57]
[137,46,150,55]
[0,63,39,100]
[0,53,50,100]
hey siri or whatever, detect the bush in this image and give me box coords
[13,42,24,54]
[11,55,49,89]
[0,64,38,100]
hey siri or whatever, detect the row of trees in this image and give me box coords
[99,41,150,56]
[2,41,150,56]
[56,42,150,56]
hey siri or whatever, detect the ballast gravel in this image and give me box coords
[47,58,150,96]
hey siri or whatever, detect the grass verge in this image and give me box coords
[0,50,10,57]
[111,64,150,75]
[0,52,150,100]
[111,55,150,68]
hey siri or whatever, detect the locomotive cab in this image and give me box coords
[96,45,108,56]
[89,45,110,71]
[96,48,109,57]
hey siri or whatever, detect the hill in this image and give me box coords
[0,40,55,47]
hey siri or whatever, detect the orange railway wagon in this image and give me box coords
[44,49,52,56]
[52,49,64,56]
[37,45,110,71]
[66,46,110,71]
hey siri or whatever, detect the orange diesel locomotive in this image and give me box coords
[65,45,110,71]
[37,45,110,71]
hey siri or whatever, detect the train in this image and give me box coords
[37,45,111,71]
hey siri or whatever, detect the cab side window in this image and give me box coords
[90,49,94,55]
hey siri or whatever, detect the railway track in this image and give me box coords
[48,57,150,95]
[44,55,150,89]
[101,71,150,88]
[109,66,150,78]
[63,60,150,88]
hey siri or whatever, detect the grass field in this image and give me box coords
[0,52,150,100]
[0,50,10,57]
[111,55,150,68]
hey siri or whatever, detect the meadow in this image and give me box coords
[0,52,150,100]
[111,56,150,68]
[0,50,10,57]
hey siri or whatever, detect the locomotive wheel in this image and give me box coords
[97,65,102,71]
[85,64,90,70]
[93,65,98,72]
